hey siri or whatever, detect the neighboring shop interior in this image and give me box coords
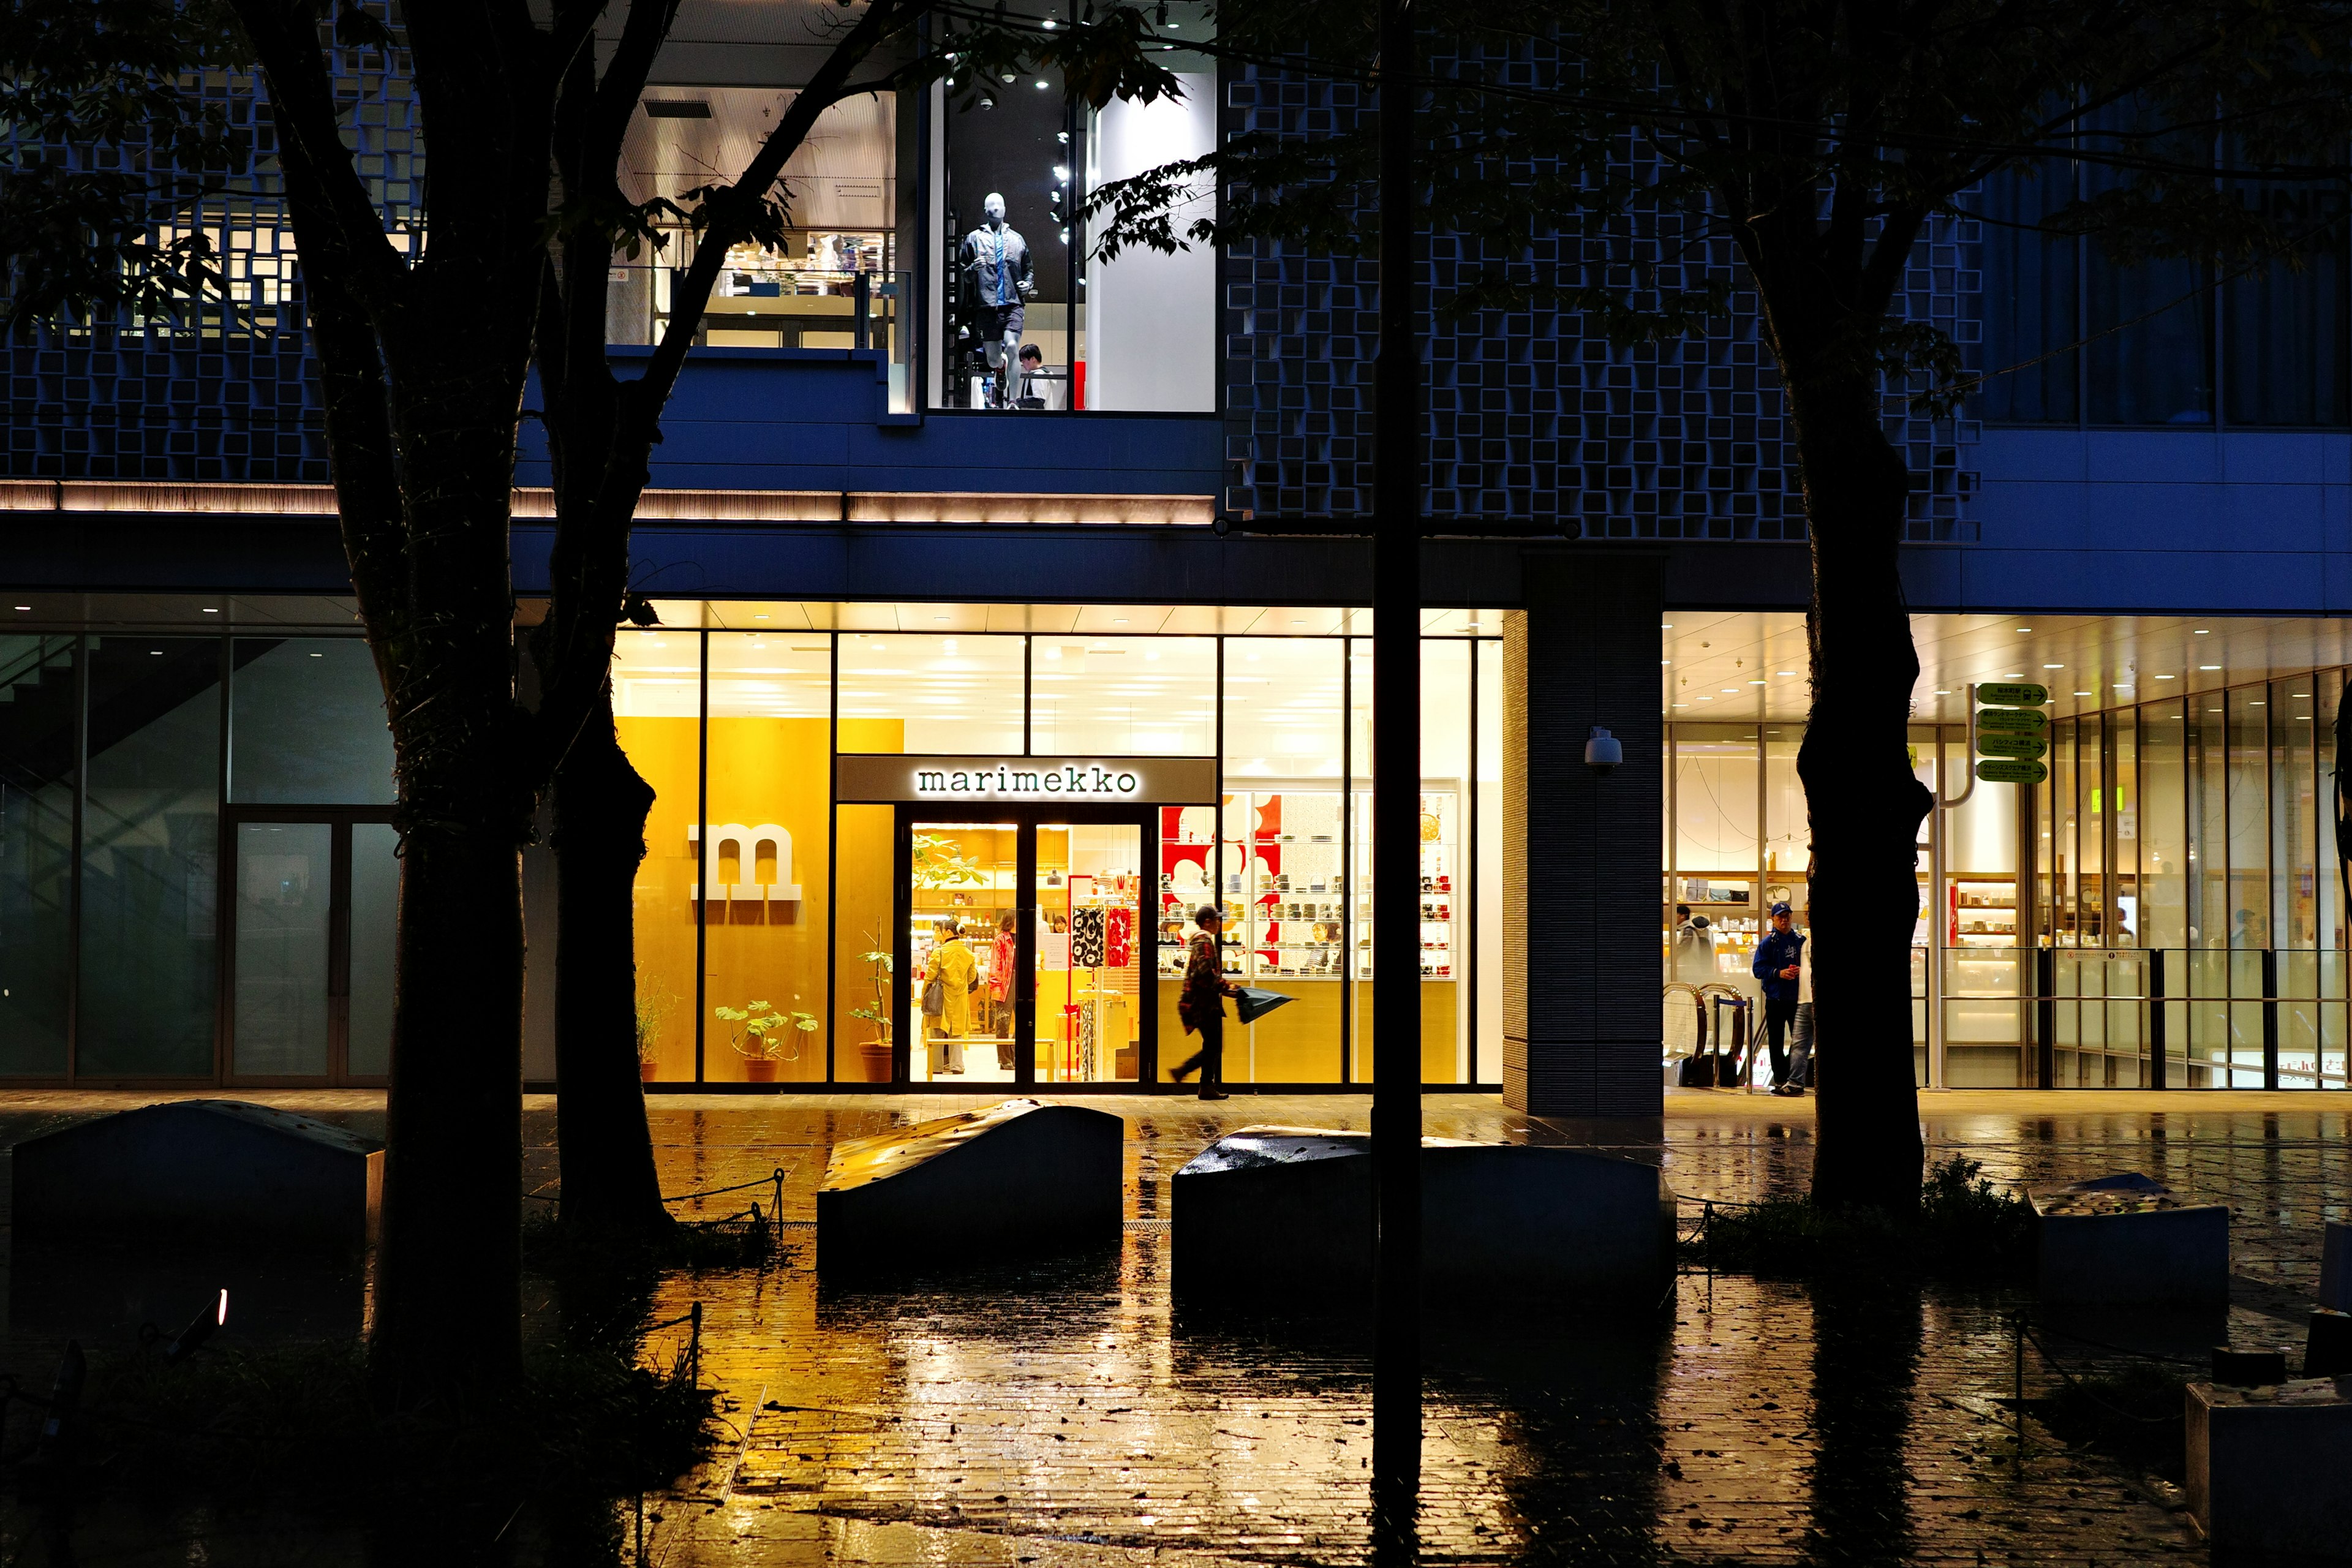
[605,2,1217,416]
[1664,612,2352,1091]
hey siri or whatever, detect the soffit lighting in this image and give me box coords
[2200,665,2221,670]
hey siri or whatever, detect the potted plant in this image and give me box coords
[714,1000,818,1084]
[636,986,677,1083]
[849,933,894,1081]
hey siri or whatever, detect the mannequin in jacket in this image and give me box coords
[958,192,1035,407]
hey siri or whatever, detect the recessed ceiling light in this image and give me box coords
[2249,700,2266,706]
[1749,679,1766,685]
[755,614,769,620]
[2193,628,2209,635]
[1934,688,1951,695]
[2155,675,2176,680]
[2113,684,2132,689]
[310,652,324,658]
[2200,665,2221,670]
[1660,623,1673,629]
[201,607,219,614]
[2074,690,2091,696]
[1662,660,1672,666]
[12,606,27,612]
[2016,627,2031,632]
[1719,688,1738,694]
[1672,703,1689,708]
[2003,672,2026,678]
[1776,670,1795,676]
[2043,663,2063,669]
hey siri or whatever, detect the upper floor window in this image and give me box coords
[1975,124,2349,429]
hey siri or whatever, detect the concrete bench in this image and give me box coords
[816,1099,1123,1274]
[2030,1172,2228,1307]
[13,1099,381,1258]
[1172,1126,1677,1307]
[2187,1376,2352,1558]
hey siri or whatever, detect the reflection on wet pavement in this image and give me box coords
[0,1088,2342,1563]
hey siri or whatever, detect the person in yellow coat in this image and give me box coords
[925,919,977,1076]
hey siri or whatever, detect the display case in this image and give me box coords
[1950,875,2020,945]
[1347,791,1457,979]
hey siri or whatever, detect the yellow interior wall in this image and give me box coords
[618,715,701,1081]
[1352,981,1462,1083]
[702,717,833,1082]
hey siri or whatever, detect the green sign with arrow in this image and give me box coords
[1977,707,2048,734]
[1976,682,2050,708]
[1976,758,2049,785]
[1977,733,2048,761]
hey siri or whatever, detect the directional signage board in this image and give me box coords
[1976,758,2049,785]
[1977,707,2048,735]
[1976,682,2050,709]
[1977,733,2048,761]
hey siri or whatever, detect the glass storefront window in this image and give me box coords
[1030,636,1215,754]
[2141,698,2188,948]
[0,635,74,1076]
[703,636,832,1084]
[2226,687,2271,948]
[839,633,1024,754]
[613,627,703,1082]
[80,637,222,1077]
[228,638,394,805]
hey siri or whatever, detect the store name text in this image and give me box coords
[914,764,1142,799]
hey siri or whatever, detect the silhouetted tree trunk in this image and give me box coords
[1781,357,1932,1208]
[551,685,668,1240]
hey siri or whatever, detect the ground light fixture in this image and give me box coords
[162,1289,228,1365]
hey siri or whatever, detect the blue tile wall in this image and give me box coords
[1215,55,1981,540]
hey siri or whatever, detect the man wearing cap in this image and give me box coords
[1751,902,1806,1089]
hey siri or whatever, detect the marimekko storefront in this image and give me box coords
[0,604,1505,1090]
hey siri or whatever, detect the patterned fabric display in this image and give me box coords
[1071,907,1107,967]
[1106,907,1134,967]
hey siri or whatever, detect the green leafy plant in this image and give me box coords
[713,1000,818,1061]
[848,930,895,1044]
[911,832,987,889]
[635,984,679,1065]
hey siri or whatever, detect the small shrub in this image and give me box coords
[1691,1156,2035,1280]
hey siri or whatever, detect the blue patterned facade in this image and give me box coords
[2,26,423,483]
[1215,56,1983,540]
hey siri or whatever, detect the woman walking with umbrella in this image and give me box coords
[1170,904,1242,1099]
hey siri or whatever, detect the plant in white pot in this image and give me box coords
[714,1000,817,1084]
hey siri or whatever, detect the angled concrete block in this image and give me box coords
[817,1099,1122,1273]
[1170,1128,1376,1300]
[1172,1126,1677,1307]
[2187,1377,2352,1558]
[2031,1172,2228,1307]
[12,1099,381,1257]
[1422,1138,1678,1300]
[2320,1220,2352,1311]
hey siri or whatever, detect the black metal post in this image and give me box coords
[1371,0,1422,1553]
[2148,948,2166,1090]
[2034,946,2055,1089]
[2262,947,2280,1089]
[853,271,873,351]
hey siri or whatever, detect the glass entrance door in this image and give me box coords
[905,820,1019,1083]
[1033,822,1145,1084]
[894,812,1154,1085]
[227,814,396,1084]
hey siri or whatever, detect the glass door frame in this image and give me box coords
[889,802,1157,1089]
[217,804,396,1088]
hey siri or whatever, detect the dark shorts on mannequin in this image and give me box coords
[970,301,1025,347]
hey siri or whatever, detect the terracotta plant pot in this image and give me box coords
[858,1039,892,1082]
[640,1060,659,1084]
[744,1057,780,1084]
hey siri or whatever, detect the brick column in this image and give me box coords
[1502,548,1665,1115]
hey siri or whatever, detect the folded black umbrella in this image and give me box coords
[1235,987,1295,1024]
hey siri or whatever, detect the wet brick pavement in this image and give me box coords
[1,1087,2346,1564]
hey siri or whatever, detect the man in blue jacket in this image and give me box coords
[1751,902,1806,1088]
